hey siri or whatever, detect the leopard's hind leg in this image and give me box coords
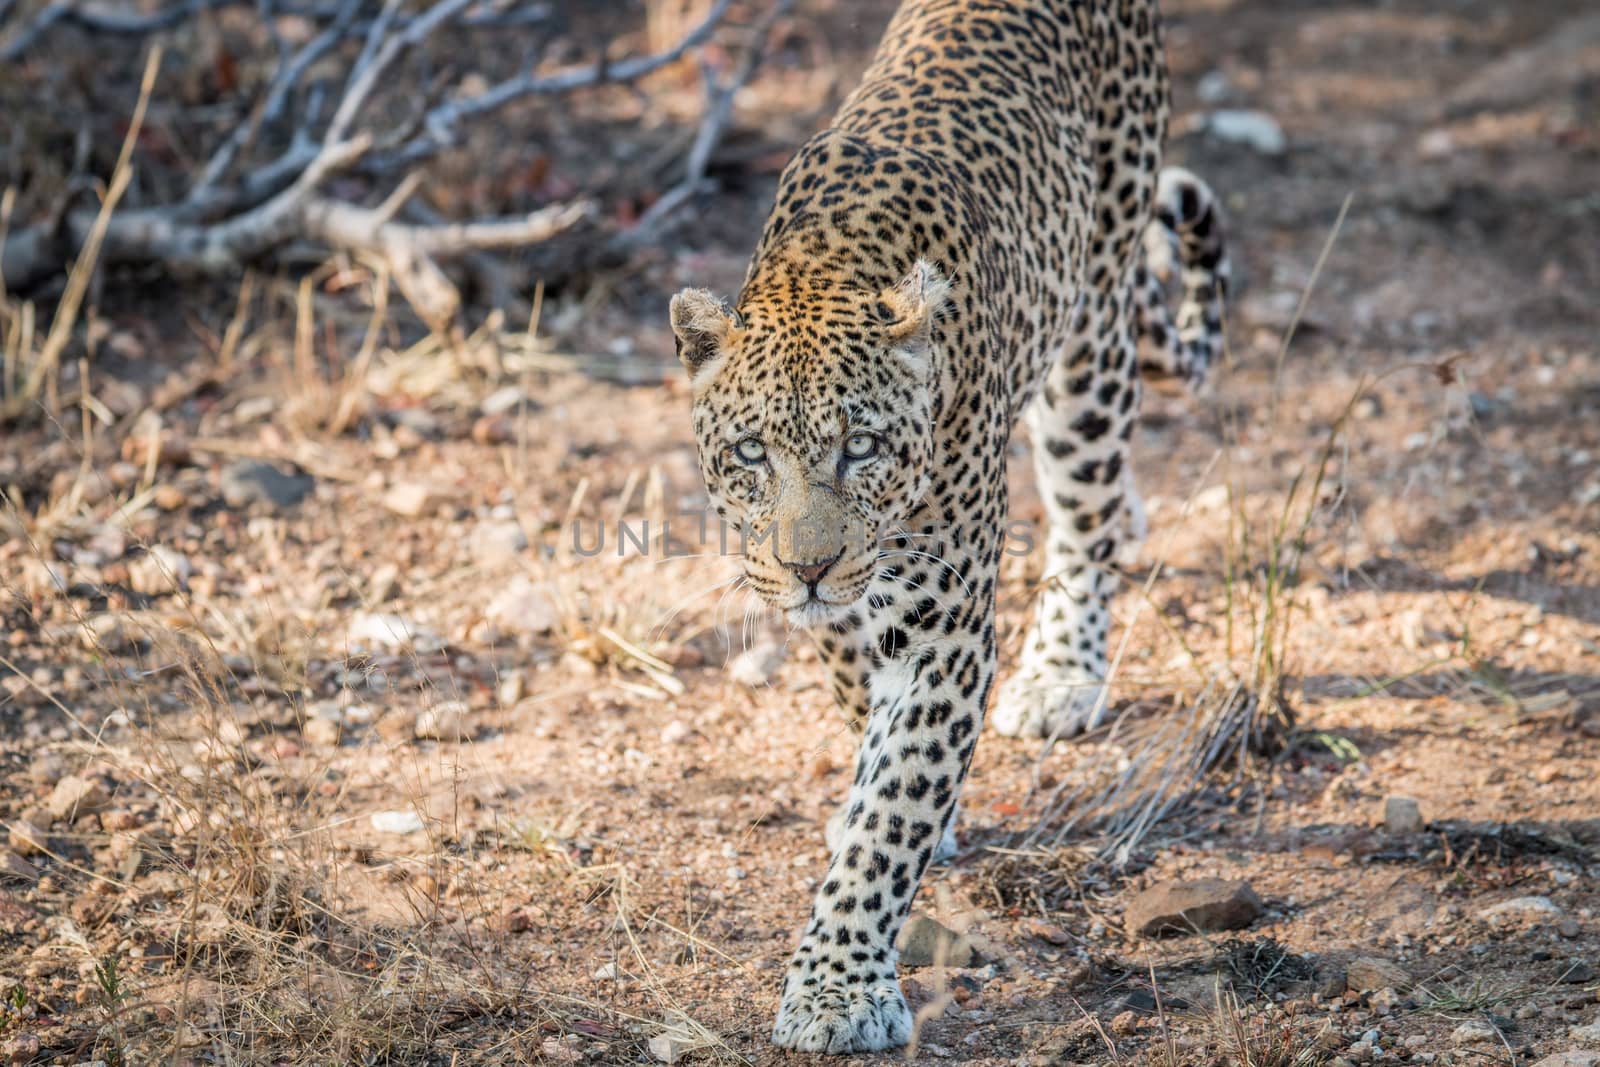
[991,23,1166,740]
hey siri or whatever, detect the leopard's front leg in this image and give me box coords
[772,616,996,1053]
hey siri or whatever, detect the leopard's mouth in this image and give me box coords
[783,596,854,629]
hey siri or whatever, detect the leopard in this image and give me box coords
[668,0,1228,1053]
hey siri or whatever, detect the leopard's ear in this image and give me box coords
[670,289,739,384]
[877,259,950,378]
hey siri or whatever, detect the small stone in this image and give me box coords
[484,576,557,635]
[593,962,620,980]
[1561,961,1596,984]
[47,775,108,822]
[3,1033,42,1061]
[27,754,68,786]
[1532,1054,1600,1067]
[1110,1009,1140,1035]
[99,809,140,832]
[1570,1018,1600,1042]
[1021,918,1071,945]
[1370,987,1403,1013]
[1559,919,1581,939]
[497,671,526,706]
[897,915,984,968]
[1196,69,1230,103]
[1347,957,1414,993]
[81,612,146,653]
[729,640,785,688]
[481,385,534,416]
[153,483,188,510]
[1452,1020,1497,1045]
[220,460,313,510]
[1480,896,1563,922]
[7,820,47,857]
[1316,969,1348,998]
[1200,109,1287,155]
[468,520,528,566]
[414,701,473,741]
[541,1036,583,1064]
[365,564,401,605]
[370,810,425,835]
[492,909,532,934]
[1123,878,1263,937]
[648,1031,697,1064]
[660,720,691,744]
[1382,796,1424,834]
[0,850,38,882]
[382,482,439,517]
[128,546,194,596]
[471,414,516,445]
[346,613,446,654]
[302,718,342,747]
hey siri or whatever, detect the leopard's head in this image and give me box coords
[670,260,948,627]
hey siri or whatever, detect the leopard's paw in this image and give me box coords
[989,669,1108,739]
[771,977,911,1053]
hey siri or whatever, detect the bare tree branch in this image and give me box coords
[381,0,737,168]
[187,0,363,198]
[618,0,795,249]
[303,195,590,257]
[326,0,475,147]
[1,0,787,331]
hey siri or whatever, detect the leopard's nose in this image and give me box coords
[786,552,840,587]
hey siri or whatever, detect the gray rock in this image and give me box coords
[1124,878,1263,937]
[1480,896,1563,923]
[647,1031,697,1064]
[897,915,983,968]
[382,482,439,517]
[485,577,557,635]
[1382,795,1424,834]
[729,641,785,688]
[370,810,425,834]
[127,545,194,595]
[1532,1054,1600,1067]
[1451,1020,1497,1045]
[1199,109,1286,155]
[481,385,534,416]
[7,819,47,857]
[220,460,313,509]
[302,718,341,747]
[1561,960,1596,984]
[346,612,446,654]
[469,520,529,566]
[46,775,108,821]
[414,701,473,741]
[1347,956,1414,994]
[0,850,39,883]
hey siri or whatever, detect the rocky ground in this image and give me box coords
[1,0,1598,1064]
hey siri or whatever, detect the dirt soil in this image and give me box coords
[2,0,1599,1065]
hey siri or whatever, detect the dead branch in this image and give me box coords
[619,0,796,251]
[0,0,785,333]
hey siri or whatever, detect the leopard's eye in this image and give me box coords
[843,432,879,461]
[733,438,767,464]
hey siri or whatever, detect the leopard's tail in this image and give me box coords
[1134,166,1230,392]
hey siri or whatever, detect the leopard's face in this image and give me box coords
[670,261,948,627]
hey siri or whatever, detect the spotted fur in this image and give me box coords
[670,0,1226,1052]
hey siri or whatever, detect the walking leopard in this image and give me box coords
[669,0,1228,1051]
